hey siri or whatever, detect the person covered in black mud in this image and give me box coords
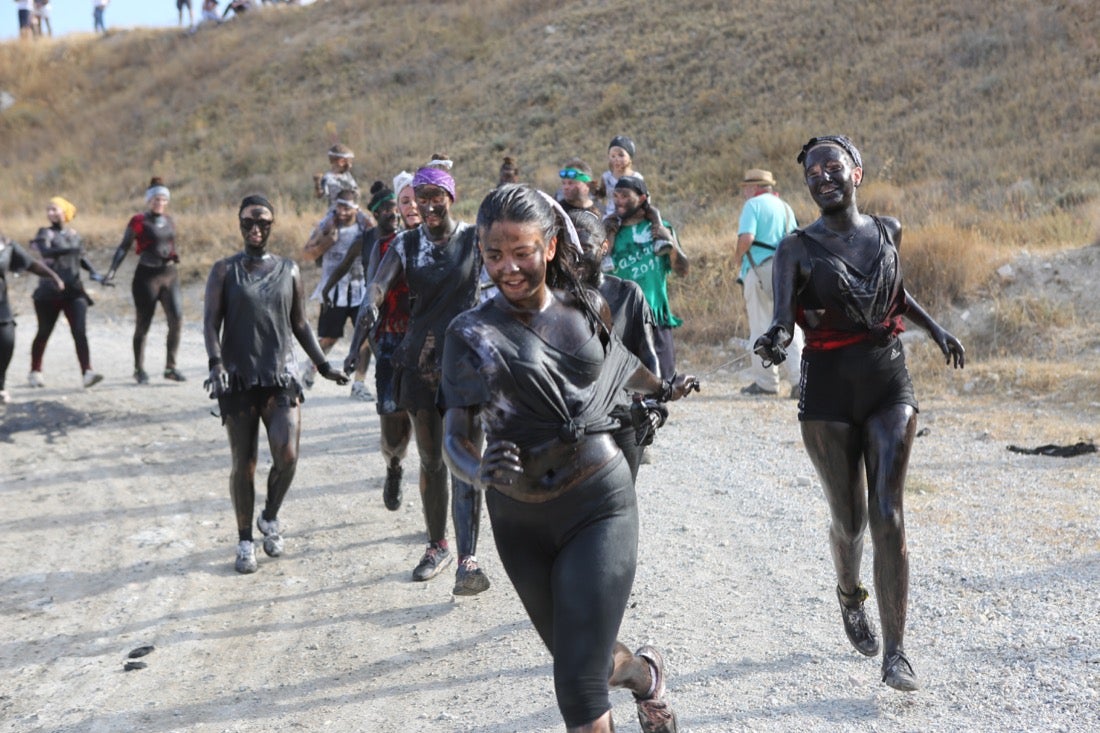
[569,208,659,481]
[105,177,186,384]
[203,195,348,574]
[441,184,698,733]
[345,161,489,596]
[754,135,965,692]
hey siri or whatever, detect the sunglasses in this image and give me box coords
[559,168,592,182]
[240,218,273,232]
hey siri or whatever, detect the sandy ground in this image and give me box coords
[1,274,1098,733]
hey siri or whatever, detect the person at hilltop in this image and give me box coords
[221,0,251,18]
[300,188,374,398]
[607,175,688,379]
[1,229,65,405]
[105,177,186,384]
[203,194,348,574]
[32,1,51,37]
[345,160,490,596]
[15,1,34,40]
[441,184,697,733]
[734,167,804,398]
[754,135,965,692]
[176,0,193,27]
[92,0,108,35]
[28,197,109,391]
[570,208,659,481]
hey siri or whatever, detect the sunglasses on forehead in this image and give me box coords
[559,168,592,182]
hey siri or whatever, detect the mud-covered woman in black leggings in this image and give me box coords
[1,231,65,405]
[755,135,964,692]
[442,185,697,733]
[105,177,185,384]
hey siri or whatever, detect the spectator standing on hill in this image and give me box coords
[735,168,804,398]
[557,157,602,217]
[92,0,108,34]
[345,161,490,596]
[498,156,520,186]
[222,0,251,18]
[203,195,348,574]
[301,188,373,396]
[176,0,193,27]
[754,134,965,692]
[15,1,33,39]
[1,230,65,405]
[28,197,108,390]
[313,143,358,207]
[198,0,220,25]
[608,176,688,379]
[32,1,51,36]
[105,177,186,385]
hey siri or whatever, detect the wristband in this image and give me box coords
[657,373,676,403]
[209,357,223,370]
[317,361,333,378]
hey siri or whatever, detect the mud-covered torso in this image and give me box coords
[131,212,178,267]
[0,238,35,321]
[31,227,89,301]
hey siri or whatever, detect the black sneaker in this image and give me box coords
[740,382,777,396]
[164,367,187,382]
[412,542,452,581]
[837,584,880,657]
[882,650,920,691]
[453,555,490,596]
[383,465,403,511]
[134,369,149,385]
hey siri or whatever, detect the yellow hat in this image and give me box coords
[742,169,777,187]
[50,196,77,223]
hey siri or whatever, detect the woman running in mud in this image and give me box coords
[754,135,965,691]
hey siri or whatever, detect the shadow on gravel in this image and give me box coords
[0,400,99,444]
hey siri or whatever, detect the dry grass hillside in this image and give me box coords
[0,0,1098,398]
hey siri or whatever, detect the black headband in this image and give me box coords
[797,135,863,170]
[239,194,274,217]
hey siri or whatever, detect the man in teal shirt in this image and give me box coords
[609,176,688,378]
[735,168,803,397]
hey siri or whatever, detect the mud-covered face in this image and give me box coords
[576,229,608,284]
[397,185,421,228]
[480,220,557,310]
[612,187,645,220]
[560,176,591,206]
[414,184,452,231]
[329,155,352,174]
[149,194,169,216]
[375,200,398,235]
[803,145,862,213]
[333,202,357,227]
[239,206,274,247]
[608,146,632,176]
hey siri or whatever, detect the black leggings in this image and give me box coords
[486,455,638,727]
[132,264,183,371]
[31,298,91,373]
[0,322,15,390]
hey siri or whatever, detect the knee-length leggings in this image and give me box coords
[486,454,638,727]
[132,263,183,371]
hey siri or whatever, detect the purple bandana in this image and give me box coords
[412,167,456,201]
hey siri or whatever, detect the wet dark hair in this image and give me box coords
[796,135,863,170]
[567,210,607,287]
[149,176,165,188]
[239,194,274,217]
[477,184,606,336]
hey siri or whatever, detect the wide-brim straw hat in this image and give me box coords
[742,168,777,187]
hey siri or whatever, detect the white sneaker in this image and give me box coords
[256,516,284,557]
[235,540,258,574]
[83,370,103,388]
[0,389,10,404]
[350,381,373,401]
[28,371,45,388]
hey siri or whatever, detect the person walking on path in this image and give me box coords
[607,176,688,379]
[441,184,697,732]
[105,177,186,384]
[0,229,65,405]
[735,167,804,398]
[203,195,348,574]
[28,196,108,390]
[754,135,965,692]
[346,162,489,596]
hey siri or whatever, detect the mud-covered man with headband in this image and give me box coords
[755,135,964,691]
[203,195,349,574]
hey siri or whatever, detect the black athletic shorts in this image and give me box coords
[316,304,358,340]
[217,385,301,424]
[798,337,918,425]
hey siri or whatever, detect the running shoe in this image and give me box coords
[0,389,10,404]
[83,370,103,388]
[383,465,403,511]
[411,542,452,581]
[350,381,373,401]
[881,650,920,692]
[28,371,45,388]
[634,645,678,733]
[164,368,186,382]
[256,515,284,557]
[837,584,880,657]
[134,369,149,385]
[235,540,258,574]
[740,382,777,396]
[453,555,491,596]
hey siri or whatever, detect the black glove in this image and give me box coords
[630,397,669,447]
[753,326,790,367]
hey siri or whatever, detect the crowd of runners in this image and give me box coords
[0,133,965,732]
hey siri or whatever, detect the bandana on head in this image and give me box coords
[393,170,415,198]
[412,166,456,201]
[614,175,648,198]
[797,135,864,171]
[50,196,77,223]
[145,185,170,204]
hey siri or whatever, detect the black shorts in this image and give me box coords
[177,0,191,9]
[217,385,301,424]
[799,338,918,425]
[316,304,358,340]
[18,9,31,28]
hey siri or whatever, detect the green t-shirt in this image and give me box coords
[609,220,682,329]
